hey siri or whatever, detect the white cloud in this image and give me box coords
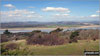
[1,9,39,17]
[4,4,15,8]
[51,13,99,21]
[54,14,69,16]
[96,10,100,13]
[1,9,43,22]
[61,14,69,16]
[90,14,99,18]
[26,12,42,18]
[42,7,70,13]
[51,14,70,20]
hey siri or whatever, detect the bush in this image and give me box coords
[1,37,8,43]
[70,31,79,39]
[78,29,99,40]
[70,31,79,43]
[1,44,8,55]
[32,30,41,33]
[5,43,19,50]
[3,29,11,34]
[69,38,78,43]
[27,33,66,45]
[50,28,63,33]
[93,38,96,41]
[0,35,9,43]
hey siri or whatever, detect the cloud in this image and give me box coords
[4,4,15,8]
[90,14,99,18]
[42,7,70,13]
[1,9,39,17]
[50,13,99,22]
[1,9,43,22]
[54,14,69,17]
[51,13,70,20]
[96,10,100,13]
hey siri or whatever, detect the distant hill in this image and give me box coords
[85,21,99,25]
[1,21,98,28]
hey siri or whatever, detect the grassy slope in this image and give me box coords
[1,40,99,55]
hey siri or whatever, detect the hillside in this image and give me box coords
[1,21,98,28]
[1,40,99,55]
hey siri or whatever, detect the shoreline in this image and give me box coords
[0,25,100,31]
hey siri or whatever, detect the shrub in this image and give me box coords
[32,30,41,33]
[1,37,8,43]
[28,30,42,36]
[70,31,79,43]
[1,44,8,55]
[70,31,79,39]
[3,29,11,34]
[27,33,66,45]
[93,38,96,41]
[5,43,19,50]
[0,35,9,43]
[50,28,63,33]
[78,29,99,40]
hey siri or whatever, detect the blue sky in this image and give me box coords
[1,0,99,22]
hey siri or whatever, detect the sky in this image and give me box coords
[0,0,99,22]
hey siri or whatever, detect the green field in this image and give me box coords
[45,25,81,28]
[1,40,99,55]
